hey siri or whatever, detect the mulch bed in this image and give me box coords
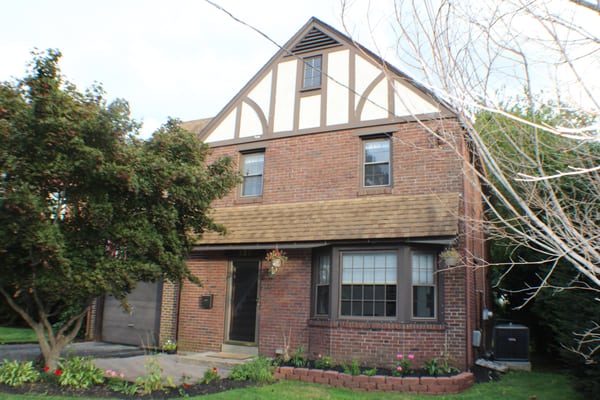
[0,379,255,399]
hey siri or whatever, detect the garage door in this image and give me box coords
[101,282,162,347]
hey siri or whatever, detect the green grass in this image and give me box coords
[0,371,580,400]
[0,327,38,344]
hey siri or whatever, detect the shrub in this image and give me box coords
[229,356,275,384]
[201,367,220,384]
[313,354,335,369]
[57,356,104,388]
[393,353,415,377]
[341,360,361,376]
[0,359,40,387]
[135,356,174,394]
[290,345,307,367]
[423,357,459,376]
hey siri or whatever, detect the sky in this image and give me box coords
[2,1,598,138]
[1,0,371,138]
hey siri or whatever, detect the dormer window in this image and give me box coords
[302,55,322,89]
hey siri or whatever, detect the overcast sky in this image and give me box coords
[2,1,597,138]
[1,0,373,137]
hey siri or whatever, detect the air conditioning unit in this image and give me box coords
[494,323,529,361]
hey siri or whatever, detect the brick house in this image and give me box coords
[169,17,489,370]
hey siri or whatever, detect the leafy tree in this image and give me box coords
[477,100,600,395]
[0,49,239,369]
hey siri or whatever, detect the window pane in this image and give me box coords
[318,255,330,284]
[341,285,351,300]
[412,253,434,285]
[316,286,329,315]
[364,140,390,162]
[365,164,390,186]
[242,176,262,196]
[340,252,397,317]
[352,301,362,316]
[303,56,322,88]
[341,301,351,315]
[243,154,264,175]
[363,285,374,299]
[242,153,264,196]
[413,286,435,318]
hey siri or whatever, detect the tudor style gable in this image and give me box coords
[201,18,448,144]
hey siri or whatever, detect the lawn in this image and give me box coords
[0,371,581,400]
[0,327,38,344]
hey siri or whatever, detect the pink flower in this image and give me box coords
[408,354,415,360]
[397,353,403,359]
[397,366,403,371]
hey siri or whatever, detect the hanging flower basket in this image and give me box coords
[440,247,460,267]
[265,249,287,276]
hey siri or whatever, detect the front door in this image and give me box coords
[227,261,259,343]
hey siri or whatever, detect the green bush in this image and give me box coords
[57,356,105,388]
[134,356,174,395]
[341,360,361,376]
[0,359,40,387]
[289,345,307,367]
[423,357,459,376]
[313,355,335,369]
[229,356,275,384]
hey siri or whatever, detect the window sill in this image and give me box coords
[357,187,393,196]
[308,319,445,331]
[234,196,263,205]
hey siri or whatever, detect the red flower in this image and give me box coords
[183,383,190,389]
[213,367,218,374]
[54,369,63,376]
[43,366,50,372]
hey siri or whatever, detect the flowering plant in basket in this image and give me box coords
[265,249,287,275]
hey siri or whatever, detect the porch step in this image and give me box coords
[221,343,258,356]
[178,351,253,370]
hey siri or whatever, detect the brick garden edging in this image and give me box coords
[274,366,475,394]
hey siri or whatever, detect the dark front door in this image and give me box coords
[227,261,259,343]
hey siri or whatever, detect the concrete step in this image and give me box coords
[178,351,253,370]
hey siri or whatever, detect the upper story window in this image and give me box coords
[302,55,322,89]
[241,152,264,197]
[363,138,391,187]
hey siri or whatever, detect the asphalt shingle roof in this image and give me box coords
[197,192,459,245]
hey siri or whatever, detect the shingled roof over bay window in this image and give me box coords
[195,192,459,246]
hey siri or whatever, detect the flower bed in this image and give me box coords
[273,366,474,394]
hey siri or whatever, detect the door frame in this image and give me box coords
[224,259,261,345]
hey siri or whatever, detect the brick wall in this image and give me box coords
[177,251,228,352]
[175,117,485,369]
[208,119,464,207]
[158,281,179,347]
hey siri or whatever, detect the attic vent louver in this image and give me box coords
[289,27,341,55]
